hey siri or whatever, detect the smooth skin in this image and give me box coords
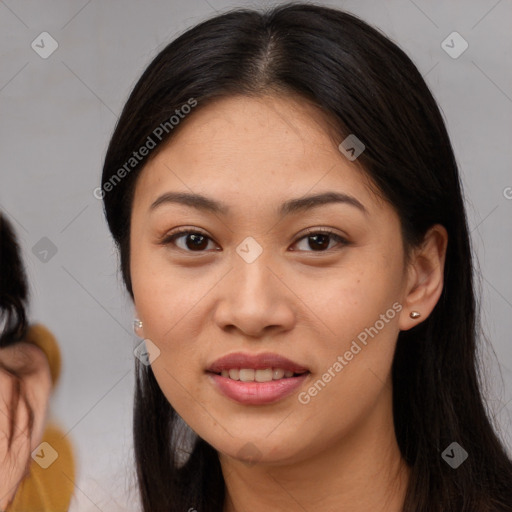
[0,342,51,510]
[130,94,447,512]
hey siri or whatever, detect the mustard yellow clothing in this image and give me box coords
[7,324,75,512]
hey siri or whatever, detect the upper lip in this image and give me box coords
[206,352,309,374]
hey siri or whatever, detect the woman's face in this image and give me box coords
[130,94,413,465]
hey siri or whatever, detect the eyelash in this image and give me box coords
[160,227,349,254]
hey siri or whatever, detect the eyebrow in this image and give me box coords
[150,191,367,216]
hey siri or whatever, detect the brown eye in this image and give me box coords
[162,230,217,252]
[292,230,348,252]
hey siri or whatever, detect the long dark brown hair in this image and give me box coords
[101,3,512,510]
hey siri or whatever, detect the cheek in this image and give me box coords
[310,253,403,339]
[132,264,203,409]
[293,267,402,443]
[130,246,211,393]
[300,249,404,407]
[131,243,190,335]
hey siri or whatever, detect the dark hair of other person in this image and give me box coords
[0,212,34,447]
[100,3,512,511]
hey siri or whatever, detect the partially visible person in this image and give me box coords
[0,212,75,511]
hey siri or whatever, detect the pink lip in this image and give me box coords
[206,351,309,373]
[208,372,309,405]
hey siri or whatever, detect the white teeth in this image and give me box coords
[255,368,273,382]
[239,369,255,382]
[273,368,285,379]
[219,368,301,381]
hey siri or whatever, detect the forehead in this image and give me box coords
[133,94,383,215]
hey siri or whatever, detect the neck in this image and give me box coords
[220,387,410,512]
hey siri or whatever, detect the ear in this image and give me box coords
[399,224,448,331]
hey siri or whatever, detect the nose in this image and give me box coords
[213,253,296,338]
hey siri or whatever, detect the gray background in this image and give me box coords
[1,0,511,510]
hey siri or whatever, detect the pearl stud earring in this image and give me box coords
[409,311,421,319]
[133,319,143,333]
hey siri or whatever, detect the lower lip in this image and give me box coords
[207,372,310,405]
